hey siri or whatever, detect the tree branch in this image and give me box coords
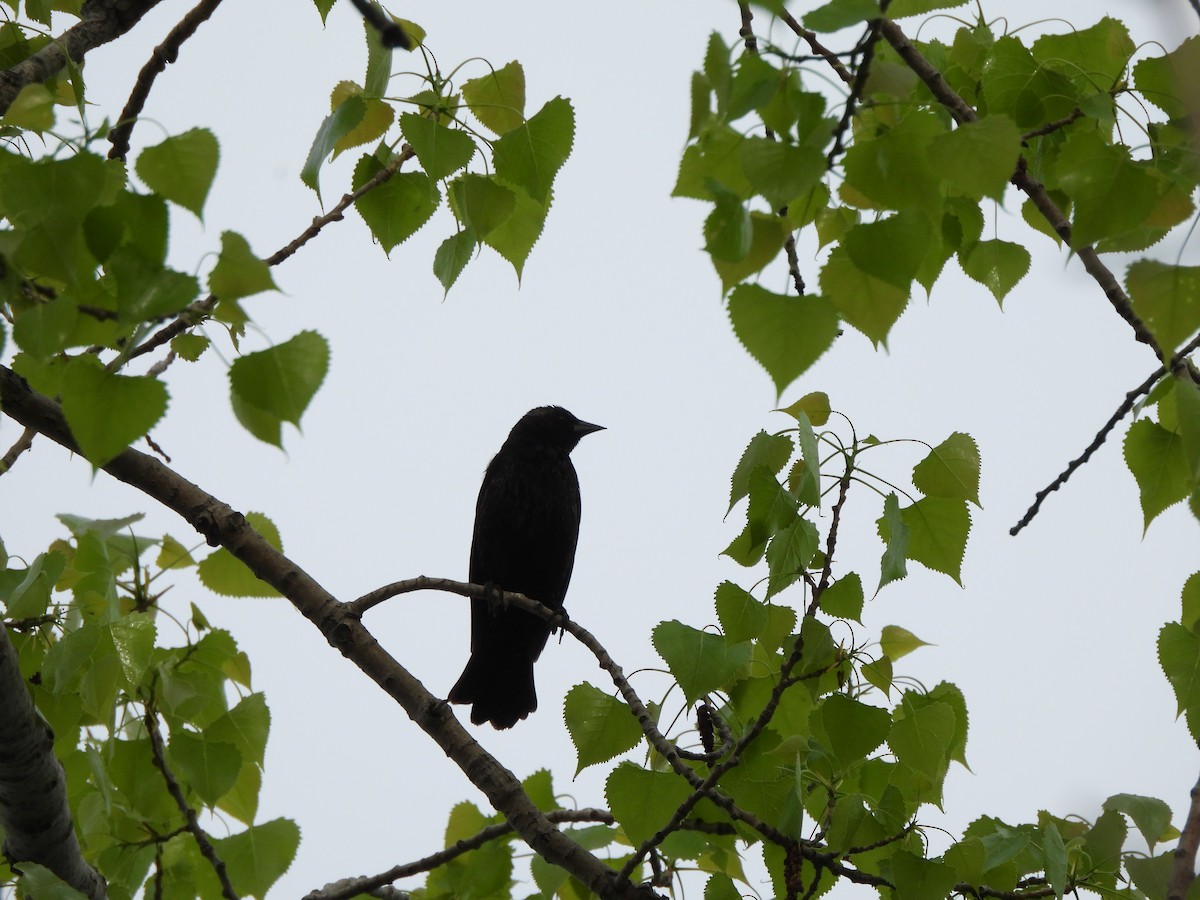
[0,426,36,477]
[0,365,660,900]
[1011,329,1200,535]
[0,0,166,116]
[876,19,1166,364]
[1169,767,1200,900]
[107,0,226,161]
[143,704,239,900]
[121,147,415,365]
[0,623,106,900]
[305,809,615,900]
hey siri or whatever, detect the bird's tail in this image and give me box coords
[448,651,537,729]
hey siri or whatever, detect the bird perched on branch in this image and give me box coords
[448,406,604,729]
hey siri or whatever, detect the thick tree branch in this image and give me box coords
[0,0,166,116]
[108,0,226,161]
[0,623,106,900]
[876,19,1166,364]
[143,705,239,900]
[1169,767,1200,900]
[0,365,659,900]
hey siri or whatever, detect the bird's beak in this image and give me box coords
[574,420,605,437]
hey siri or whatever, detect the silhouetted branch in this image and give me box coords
[305,809,615,900]
[1011,330,1200,534]
[877,19,1166,364]
[827,2,891,165]
[1169,768,1200,900]
[1022,108,1083,141]
[108,0,226,160]
[779,11,853,85]
[144,704,240,900]
[0,0,165,115]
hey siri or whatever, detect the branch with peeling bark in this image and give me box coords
[0,0,166,116]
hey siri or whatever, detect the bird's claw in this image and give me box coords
[483,581,507,617]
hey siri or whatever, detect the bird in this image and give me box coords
[448,406,604,729]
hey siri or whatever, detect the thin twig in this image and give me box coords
[877,19,1166,364]
[107,0,226,160]
[122,146,414,365]
[779,11,854,85]
[1021,108,1083,141]
[303,809,615,900]
[827,4,891,166]
[1169,767,1200,900]
[1011,330,1200,534]
[143,705,240,900]
[0,426,36,477]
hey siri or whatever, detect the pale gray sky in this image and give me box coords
[0,0,1196,896]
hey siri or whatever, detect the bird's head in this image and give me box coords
[508,406,605,453]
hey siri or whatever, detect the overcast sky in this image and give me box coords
[1,0,1198,896]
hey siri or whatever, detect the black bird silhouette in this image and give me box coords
[448,406,604,729]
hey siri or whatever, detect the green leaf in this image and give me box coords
[840,112,943,214]
[727,285,840,398]
[821,573,864,621]
[329,87,393,158]
[711,212,788,294]
[207,693,270,768]
[913,432,981,506]
[927,115,1021,200]
[804,0,878,32]
[461,61,526,135]
[1126,260,1200,357]
[1102,793,1174,849]
[605,763,693,846]
[209,231,276,302]
[960,239,1030,304]
[729,430,793,512]
[881,625,930,662]
[1125,418,1192,530]
[479,179,550,279]
[715,582,768,643]
[492,96,574,204]
[12,296,79,359]
[108,249,199,323]
[3,82,55,131]
[739,137,826,209]
[777,391,831,427]
[1052,129,1160,248]
[108,613,155,687]
[229,331,330,447]
[433,230,476,294]
[887,850,959,900]
[15,864,90,900]
[766,516,819,598]
[61,356,168,466]
[172,333,209,362]
[300,96,365,199]
[1041,822,1067,899]
[197,512,283,598]
[5,551,65,618]
[704,183,752,263]
[400,113,477,180]
[896,496,971,584]
[1159,622,1200,743]
[1034,18,1135,91]
[877,493,909,588]
[448,174,516,237]
[844,211,933,290]
[889,697,956,784]
[136,128,218,218]
[979,36,1079,129]
[1183,571,1200,633]
[821,246,909,347]
[352,156,440,253]
[1134,35,1200,118]
[169,731,241,806]
[1126,852,1174,900]
[563,683,643,775]
[652,620,751,705]
[211,818,300,899]
[813,694,891,769]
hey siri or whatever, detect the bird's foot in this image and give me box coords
[550,607,571,640]
[483,581,507,616]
